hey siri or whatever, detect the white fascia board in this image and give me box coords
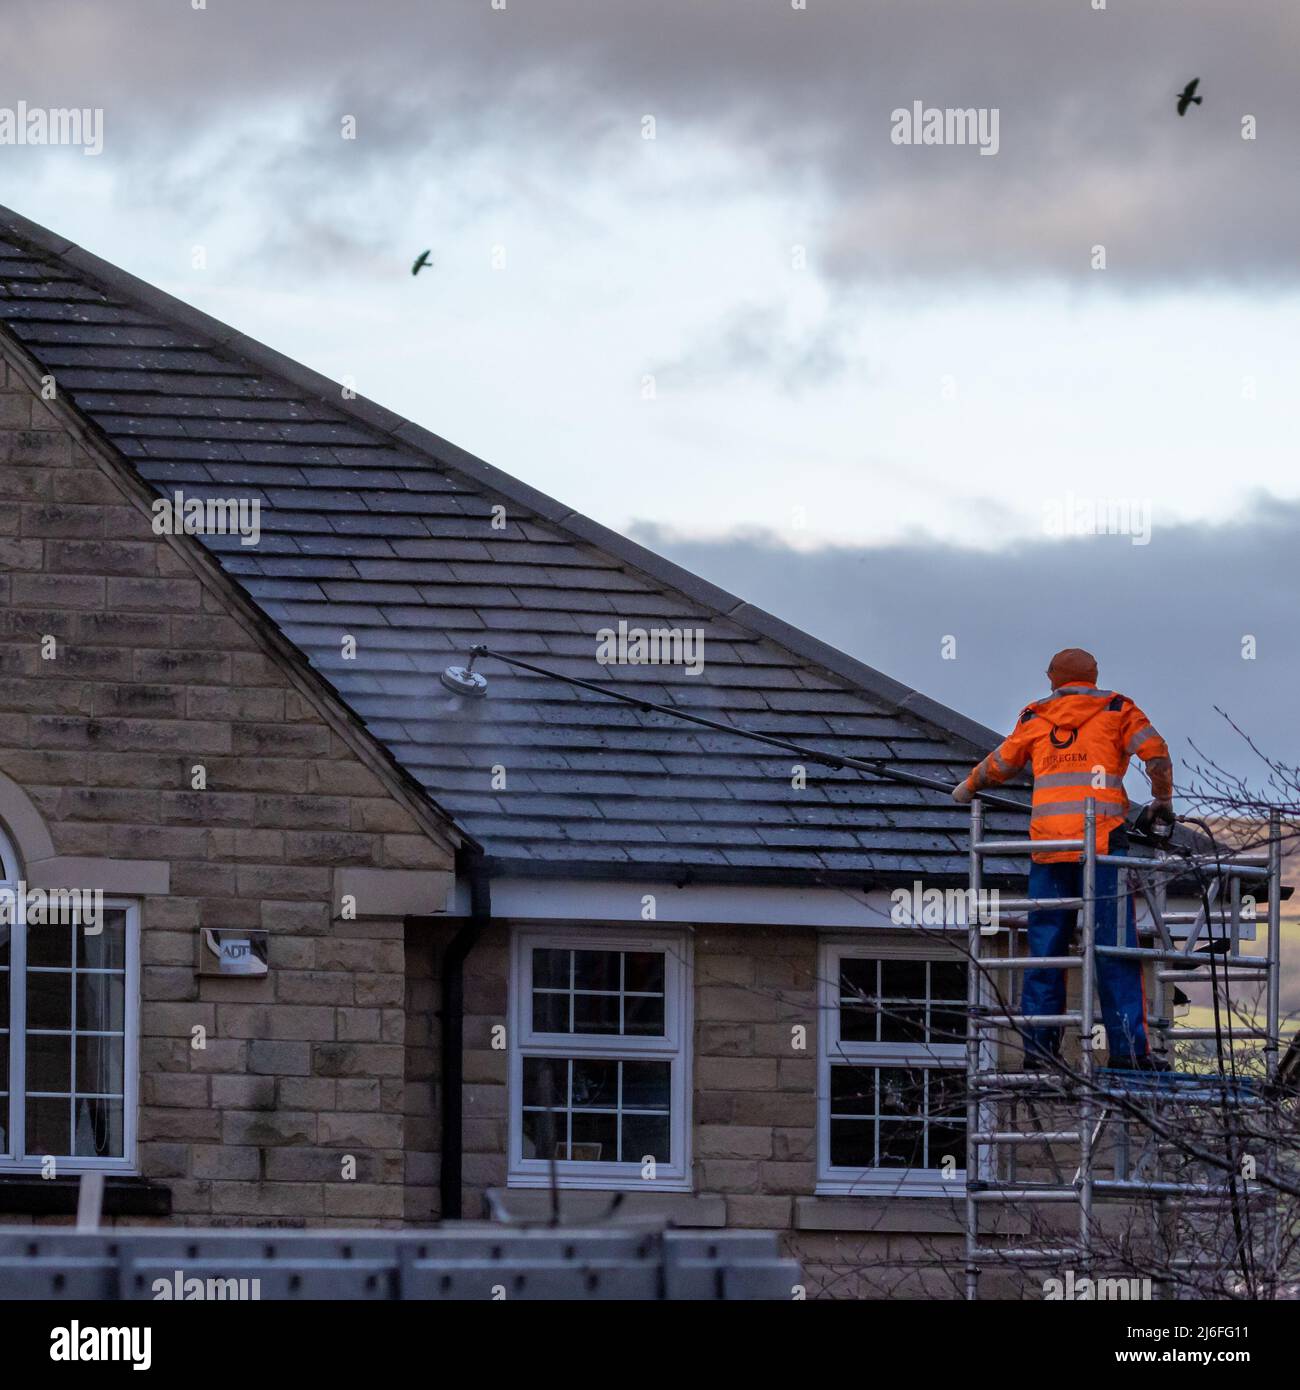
[457,877,906,929]
[449,875,1256,940]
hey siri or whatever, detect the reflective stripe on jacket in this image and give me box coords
[960,683,1173,863]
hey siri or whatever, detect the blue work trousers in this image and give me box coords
[1021,848,1149,1064]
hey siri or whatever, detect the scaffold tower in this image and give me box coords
[963,798,1285,1300]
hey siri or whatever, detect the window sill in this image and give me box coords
[507,1168,692,1193]
[815,1170,966,1201]
[0,1177,171,1218]
[490,1187,726,1227]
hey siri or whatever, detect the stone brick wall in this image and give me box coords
[402,919,453,1223]
[445,923,510,1215]
[692,924,819,1230]
[0,347,456,1225]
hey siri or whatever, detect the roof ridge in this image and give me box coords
[0,203,1002,759]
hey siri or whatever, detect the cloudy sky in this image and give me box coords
[4,0,1299,782]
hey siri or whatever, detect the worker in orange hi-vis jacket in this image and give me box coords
[952,648,1175,1070]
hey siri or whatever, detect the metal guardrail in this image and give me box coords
[0,1225,801,1301]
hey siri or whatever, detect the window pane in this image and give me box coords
[839,958,878,1041]
[522,1055,567,1109]
[930,1068,967,1119]
[880,958,926,1000]
[878,1003,926,1044]
[76,1034,124,1097]
[570,1058,617,1109]
[532,948,570,989]
[27,971,71,1030]
[622,1112,670,1164]
[531,990,570,1034]
[78,915,126,970]
[522,1107,566,1160]
[573,992,620,1034]
[930,960,968,1041]
[930,961,967,1001]
[830,1065,875,1115]
[878,1120,925,1167]
[74,1096,123,1158]
[570,1111,617,1162]
[26,1095,70,1156]
[622,993,665,1036]
[878,1067,925,1116]
[27,921,72,969]
[929,1122,966,1171]
[929,1005,968,1043]
[839,958,876,1002]
[77,973,125,1033]
[572,950,619,991]
[839,1005,877,1042]
[26,1032,71,1094]
[623,952,664,993]
[621,1060,670,1111]
[0,968,8,1030]
[829,1118,875,1168]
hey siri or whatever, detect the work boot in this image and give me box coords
[1107,1053,1171,1073]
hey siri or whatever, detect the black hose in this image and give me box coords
[464,644,1030,815]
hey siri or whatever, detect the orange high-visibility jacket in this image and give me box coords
[959,683,1173,863]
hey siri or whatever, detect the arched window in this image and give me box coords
[0,808,137,1173]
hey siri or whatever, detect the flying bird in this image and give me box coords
[411,249,434,276]
[1176,78,1202,117]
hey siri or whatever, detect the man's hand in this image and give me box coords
[951,782,974,805]
[1152,799,1176,830]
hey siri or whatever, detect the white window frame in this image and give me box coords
[817,935,982,1198]
[508,925,692,1191]
[0,820,140,1174]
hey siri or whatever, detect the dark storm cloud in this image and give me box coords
[628,493,1300,782]
[5,0,1296,283]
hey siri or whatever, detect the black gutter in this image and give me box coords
[438,853,491,1221]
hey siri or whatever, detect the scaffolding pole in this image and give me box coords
[964,797,984,1302]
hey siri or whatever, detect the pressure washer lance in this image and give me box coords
[444,644,1037,812]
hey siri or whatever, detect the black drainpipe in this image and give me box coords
[439,853,491,1221]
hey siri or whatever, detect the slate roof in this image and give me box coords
[0,205,1031,886]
